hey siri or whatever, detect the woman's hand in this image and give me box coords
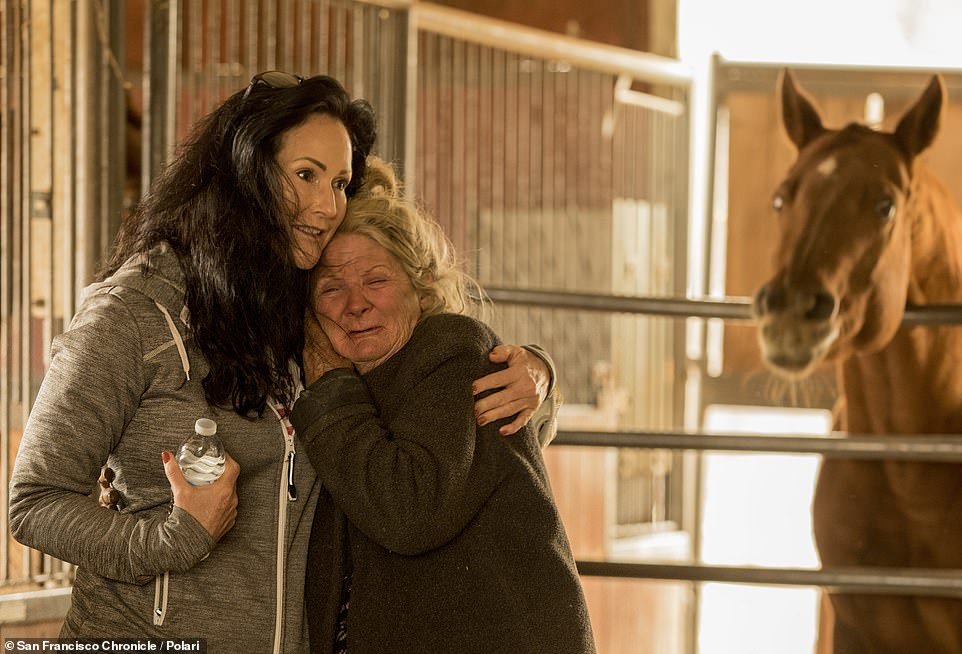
[472,345,550,436]
[162,451,240,542]
[303,306,351,386]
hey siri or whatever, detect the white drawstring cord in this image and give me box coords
[155,301,190,381]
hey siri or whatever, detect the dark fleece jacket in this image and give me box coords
[291,313,595,654]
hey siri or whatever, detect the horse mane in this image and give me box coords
[907,164,962,300]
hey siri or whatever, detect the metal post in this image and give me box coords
[143,0,178,187]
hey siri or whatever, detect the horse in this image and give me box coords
[752,70,962,653]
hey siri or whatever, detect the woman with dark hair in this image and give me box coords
[9,72,553,653]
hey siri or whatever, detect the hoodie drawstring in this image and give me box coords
[155,301,190,381]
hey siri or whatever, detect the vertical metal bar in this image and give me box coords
[399,6,415,191]
[349,1,363,96]
[503,50,516,290]
[363,4,378,127]
[476,42,491,285]
[541,58,556,301]
[331,2,344,83]
[0,0,21,583]
[46,0,63,575]
[185,0,199,125]
[103,0,126,269]
[207,0,221,110]
[527,59,541,293]
[414,30,431,204]
[436,34,452,235]
[13,0,26,581]
[278,0,292,73]
[74,0,97,305]
[225,0,238,91]
[491,47,504,290]
[312,0,325,75]
[143,0,179,186]
[19,0,34,581]
[449,37,464,253]
[50,0,72,332]
[0,0,7,581]
[263,0,276,71]
[297,0,310,74]
[30,0,53,391]
[377,6,402,175]
[463,41,479,277]
[243,0,256,77]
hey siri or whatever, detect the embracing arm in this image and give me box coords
[8,293,214,584]
[473,343,560,443]
[292,317,505,555]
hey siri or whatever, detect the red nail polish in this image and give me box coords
[162,451,171,464]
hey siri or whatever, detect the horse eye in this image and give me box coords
[875,198,895,221]
[772,193,784,212]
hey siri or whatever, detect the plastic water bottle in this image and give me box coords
[176,418,225,486]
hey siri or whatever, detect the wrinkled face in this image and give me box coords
[276,113,353,270]
[313,233,424,373]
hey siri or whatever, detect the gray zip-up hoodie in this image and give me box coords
[9,242,319,653]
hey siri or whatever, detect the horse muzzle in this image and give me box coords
[753,279,840,377]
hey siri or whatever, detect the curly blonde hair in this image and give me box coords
[336,156,486,319]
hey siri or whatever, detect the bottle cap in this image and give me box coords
[194,418,217,436]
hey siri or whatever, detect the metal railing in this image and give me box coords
[577,561,962,598]
[503,288,962,597]
[486,287,962,326]
[565,423,962,597]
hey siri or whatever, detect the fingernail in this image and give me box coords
[478,418,487,426]
[162,451,171,464]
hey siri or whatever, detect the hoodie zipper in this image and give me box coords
[152,571,170,625]
[269,401,298,654]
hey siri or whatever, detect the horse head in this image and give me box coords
[752,70,945,379]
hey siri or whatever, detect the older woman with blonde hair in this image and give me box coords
[291,156,594,653]
[319,156,483,322]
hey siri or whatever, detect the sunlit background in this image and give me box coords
[679,0,962,66]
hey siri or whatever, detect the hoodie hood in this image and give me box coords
[86,241,192,381]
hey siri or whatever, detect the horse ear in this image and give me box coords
[893,75,945,158]
[780,69,825,150]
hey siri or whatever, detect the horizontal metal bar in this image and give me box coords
[411,3,693,86]
[616,86,686,116]
[713,55,962,97]
[576,561,962,598]
[486,288,754,320]
[485,287,962,326]
[553,430,962,462]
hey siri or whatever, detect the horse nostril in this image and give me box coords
[805,291,837,321]
[760,284,788,313]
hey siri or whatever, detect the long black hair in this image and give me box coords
[101,75,377,416]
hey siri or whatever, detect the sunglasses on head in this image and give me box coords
[242,70,305,100]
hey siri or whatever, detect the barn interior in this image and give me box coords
[2,1,962,652]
